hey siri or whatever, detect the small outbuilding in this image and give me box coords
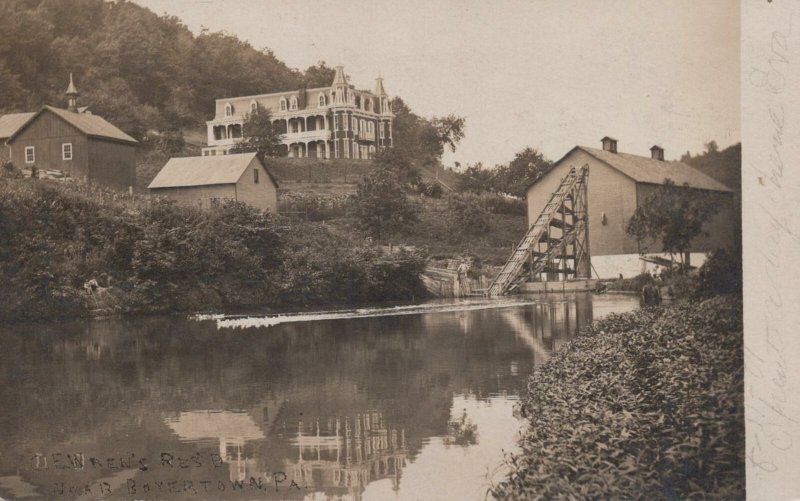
[148,152,279,213]
[527,137,735,278]
[3,75,138,190]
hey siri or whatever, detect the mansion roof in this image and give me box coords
[211,66,391,122]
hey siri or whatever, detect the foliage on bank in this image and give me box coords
[492,295,743,500]
[0,178,427,322]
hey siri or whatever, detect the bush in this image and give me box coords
[1,161,23,179]
[0,178,428,321]
[278,192,352,221]
[696,246,742,297]
[417,181,444,198]
[493,296,744,499]
[447,195,490,235]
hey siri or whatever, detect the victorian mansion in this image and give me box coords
[203,66,393,160]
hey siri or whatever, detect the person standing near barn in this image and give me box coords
[457,260,469,296]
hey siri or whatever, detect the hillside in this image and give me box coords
[0,0,332,138]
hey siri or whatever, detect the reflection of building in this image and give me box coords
[287,411,407,499]
[501,296,593,367]
[164,410,268,482]
[203,66,393,159]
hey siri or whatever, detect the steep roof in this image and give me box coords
[558,146,733,192]
[7,106,138,145]
[148,152,278,189]
[0,112,35,139]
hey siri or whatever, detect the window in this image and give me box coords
[225,103,233,117]
[380,124,385,138]
[24,146,35,164]
[353,117,358,132]
[360,119,366,134]
[318,94,326,107]
[343,115,349,131]
[253,168,259,184]
[365,99,371,112]
[280,98,287,112]
[334,114,339,130]
[62,143,73,160]
[250,100,258,113]
[289,97,298,110]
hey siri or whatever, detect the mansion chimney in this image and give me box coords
[65,73,79,112]
[601,136,617,153]
[650,145,665,161]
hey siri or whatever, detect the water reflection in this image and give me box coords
[0,293,637,500]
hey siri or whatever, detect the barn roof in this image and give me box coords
[6,106,138,145]
[0,112,35,139]
[148,152,278,189]
[553,146,733,192]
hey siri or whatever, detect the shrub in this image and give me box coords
[278,192,352,221]
[493,296,744,499]
[695,246,742,297]
[447,195,490,235]
[0,178,428,321]
[417,181,444,198]
[1,161,22,179]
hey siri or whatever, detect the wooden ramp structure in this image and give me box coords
[487,165,591,296]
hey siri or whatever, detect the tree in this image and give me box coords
[229,106,282,159]
[352,168,419,241]
[157,129,186,156]
[432,114,466,153]
[457,162,493,193]
[303,61,336,88]
[390,97,466,165]
[626,179,719,268]
[372,147,420,187]
[492,147,553,197]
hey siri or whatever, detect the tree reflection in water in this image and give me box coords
[0,293,638,500]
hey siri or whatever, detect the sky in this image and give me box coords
[134,0,740,168]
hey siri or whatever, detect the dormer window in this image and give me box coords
[250,100,258,113]
[365,99,372,113]
[318,93,326,107]
[279,98,287,112]
[289,97,298,110]
[355,95,361,109]
[224,103,233,117]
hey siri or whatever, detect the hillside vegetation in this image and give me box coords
[0,177,427,322]
[493,295,744,499]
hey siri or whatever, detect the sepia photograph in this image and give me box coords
[0,0,760,499]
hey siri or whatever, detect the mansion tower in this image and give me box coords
[203,66,393,160]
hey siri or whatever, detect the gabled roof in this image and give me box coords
[7,106,138,145]
[0,112,35,139]
[548,146,733,193]
[148,152,278,189]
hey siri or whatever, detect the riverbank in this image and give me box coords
[492,295,744,499]
[0,178,428,322]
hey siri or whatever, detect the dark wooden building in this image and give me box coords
[2,75,138,190]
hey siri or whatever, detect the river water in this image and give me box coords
[0,293,638,501]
